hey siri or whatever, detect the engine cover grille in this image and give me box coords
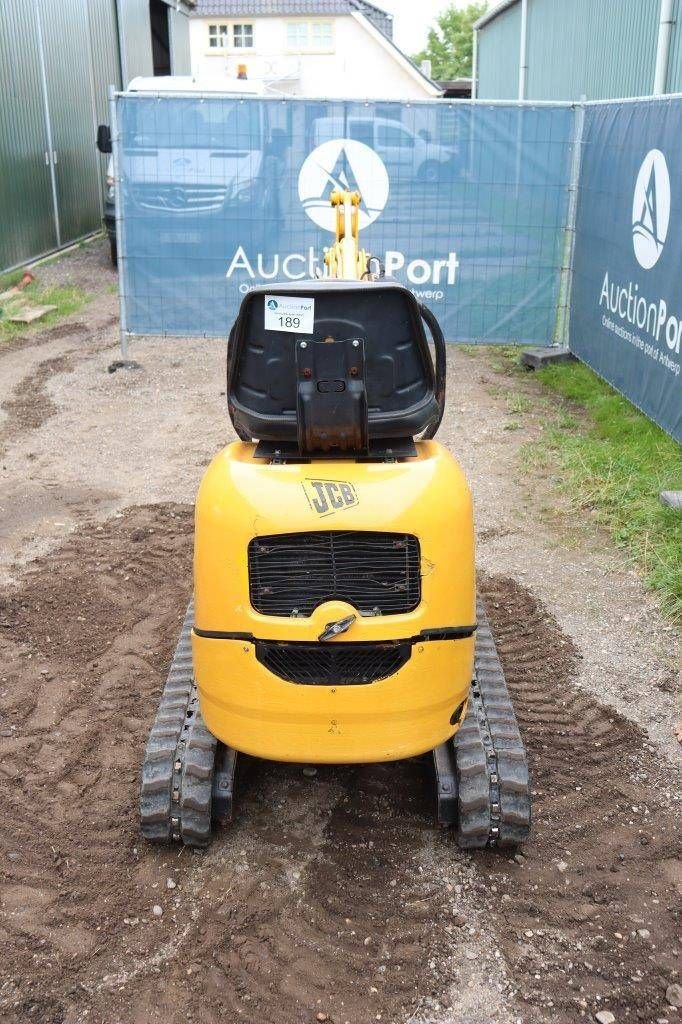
[248,531,421,617]
[256,640,411,685]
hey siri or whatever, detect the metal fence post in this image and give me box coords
[109,84,136,368]
[556,101,584,347]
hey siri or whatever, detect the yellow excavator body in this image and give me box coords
[192,439,475,763]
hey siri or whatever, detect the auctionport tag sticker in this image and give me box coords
[264,294,315,334]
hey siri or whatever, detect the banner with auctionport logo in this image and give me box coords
[570,101,682,442]
[117,96,573,345]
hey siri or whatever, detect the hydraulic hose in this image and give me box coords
[419,303,447,439]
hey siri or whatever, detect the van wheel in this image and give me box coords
[109,237,118,267]
[421,161,440,184]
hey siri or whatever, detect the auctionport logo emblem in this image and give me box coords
[267,299,278,309]
[298,139,390,232]
[632,149,670,270]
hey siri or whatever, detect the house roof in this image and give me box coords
[350,11,440,95]
[192,1,393,39]
[473,0,519,31]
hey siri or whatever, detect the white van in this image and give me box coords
[311,116,457,183]
[97,75,269,264]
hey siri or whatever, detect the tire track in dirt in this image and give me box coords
[0,506,513,1024]
[1,310,119,357]
[475,576,681,1023]
[0,354,76,451]
[152,759,476,1024]
[0,504,195,1023]
[0,511,679,1024]
[0,304,119,454]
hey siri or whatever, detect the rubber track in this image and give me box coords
[139,602,216,847]
[179,687,217,847]
[141,598,530,851]
[454,598,531,849]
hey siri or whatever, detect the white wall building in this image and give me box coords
[189,0,441,98]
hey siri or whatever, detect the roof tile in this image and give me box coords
[192,0,392,39]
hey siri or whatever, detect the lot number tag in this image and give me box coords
[264,295,315,334]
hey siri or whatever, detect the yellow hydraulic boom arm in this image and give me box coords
[324,190,372,281]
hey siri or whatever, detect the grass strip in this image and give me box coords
[0,270,87,343]
[527,358,681,624]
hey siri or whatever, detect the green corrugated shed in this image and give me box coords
[38,0,103,247]
[667,0,682,90]
[477,0,521,100]
[169,5,192,76]
[0,0,193,273]
[0,0,58,269]
[119,0,155,81]
[476,0,682,101]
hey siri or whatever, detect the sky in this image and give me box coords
[377,0,474,56]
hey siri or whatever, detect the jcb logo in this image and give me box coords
[303,479,359,517]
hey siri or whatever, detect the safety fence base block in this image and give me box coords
[108,359,142,373]
[519,346,576,370]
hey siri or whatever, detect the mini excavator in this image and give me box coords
[140,189,531,850]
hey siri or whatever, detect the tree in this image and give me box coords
[413,3,488,80]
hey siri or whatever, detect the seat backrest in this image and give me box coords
[227,279,441,453]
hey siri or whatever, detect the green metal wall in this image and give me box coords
[666,0,682,91]
[87,0,123,199]
[477,0,666,101]
[477,2,521,100]
[0,0,192,272]
[118,0,154,82]
[0,0,116,271]
[38,0,103,247]
[526,0,660,100]
[169,4,192,75]
[0,0,57,270]
[110,1,192,86]
[87,0,122,125]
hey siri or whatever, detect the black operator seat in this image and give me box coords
[226,279,446,457]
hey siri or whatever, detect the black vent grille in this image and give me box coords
[248,531,421,617]
[256,641,411,685]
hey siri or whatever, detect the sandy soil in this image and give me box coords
[0,239,679,1024]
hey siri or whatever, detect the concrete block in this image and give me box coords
[519,347,576,370]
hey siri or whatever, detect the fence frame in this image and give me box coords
[109,89,682,441]
[566,90,682,441]
[112,91,578,352]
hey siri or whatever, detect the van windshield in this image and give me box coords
[125,99,263,151]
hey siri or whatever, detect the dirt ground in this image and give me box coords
[0,239,680,1024]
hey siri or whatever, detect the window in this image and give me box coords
[377,124,414,148]
[208,24,229,48]
[233,23,253,48]
[349,121,373,147]
[286,22,308,49]
[311,21,333,47]
[286,20,333,50]
[208,22,253,49]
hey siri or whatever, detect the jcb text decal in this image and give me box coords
[302,479,359,517]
